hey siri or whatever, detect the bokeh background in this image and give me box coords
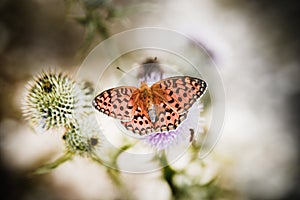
[0,0,300,199]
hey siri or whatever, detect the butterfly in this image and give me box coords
[93,76,207,135]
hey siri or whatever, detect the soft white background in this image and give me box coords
[0,0,299,199]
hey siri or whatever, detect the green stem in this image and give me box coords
[160,153,180,199]
[31,152,74,175]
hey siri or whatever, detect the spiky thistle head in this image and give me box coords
[63,115,103,156]
[22,71,93,132]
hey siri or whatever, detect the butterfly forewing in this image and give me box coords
[151,76,206,114]
[93,86,137,121]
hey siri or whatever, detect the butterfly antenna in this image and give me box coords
[116,66,140,81]
[116,66,127,74]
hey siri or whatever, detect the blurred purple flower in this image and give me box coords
[137,57,164,84]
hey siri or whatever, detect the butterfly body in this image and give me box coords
[148,104,158,123]
[93,76,207,135]
[130,82,157,122]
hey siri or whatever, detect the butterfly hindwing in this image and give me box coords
[121,107,155,135]
[93,86,137,121]
[153,102,188,132]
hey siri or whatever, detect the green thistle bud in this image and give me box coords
[22,71,93,132]
[63,115,103,156]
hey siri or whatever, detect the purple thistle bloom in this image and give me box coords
[144,102,204,151]
[137,57,164,85]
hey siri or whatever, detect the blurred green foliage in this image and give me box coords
[64,0,122,54]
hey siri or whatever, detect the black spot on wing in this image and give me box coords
[121,112,155,135]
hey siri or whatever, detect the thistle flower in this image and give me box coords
[22,71,93,132]
[32,114,104,175]
[137,57,164,85]
[63,114,103,156]
[144,102,204,151]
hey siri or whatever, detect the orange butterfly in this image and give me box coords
[93,76,207,135]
